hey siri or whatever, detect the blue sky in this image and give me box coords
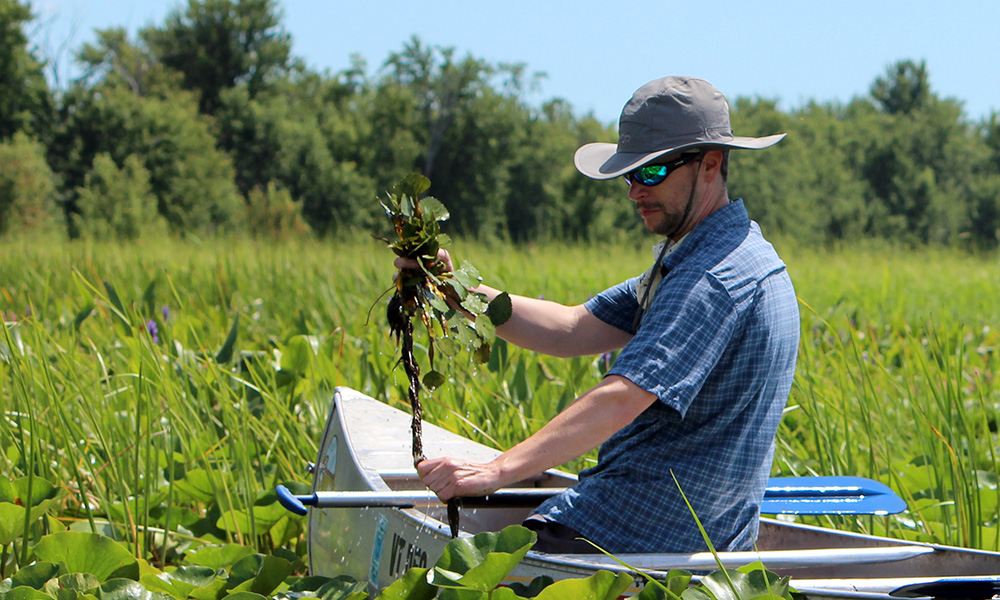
[29,0,1000,125]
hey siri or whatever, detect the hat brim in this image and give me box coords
[574,134,786,180]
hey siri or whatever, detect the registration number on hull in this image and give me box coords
[387,531,428,578]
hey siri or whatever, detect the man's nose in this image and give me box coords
[627,181,646,202]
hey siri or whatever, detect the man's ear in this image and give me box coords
[700,150,724,183]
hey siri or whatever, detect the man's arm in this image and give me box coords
[416,375,658,500]
[475,283,632,358]
[395,250,633,358]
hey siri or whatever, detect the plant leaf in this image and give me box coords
[215,313,239,364]
[486,293,512,326]
[31,532,140,582]
[534,570,633,600]
[373,567,436,600]
[429,526,535,592]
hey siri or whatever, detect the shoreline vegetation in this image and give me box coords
[3,237,999,564]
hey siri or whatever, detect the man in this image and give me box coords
[411,76,799,554]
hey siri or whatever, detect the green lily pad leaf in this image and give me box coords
[372,567,435,600]
[172,470,217,504]
[280,335,314,375]
[506,575,553,598]
[419,197,450,223]
[735,562,791,598]
[1,586,53,600]
[216,502,286,534]
[268,515,304,549]
[223,593,266,600]
[7,477,59,507]
[696,568,791,600]
[0,502,27,545]
[429,526,535,592]
[32,532,139,582]
[312,576,369,600]
[184,577,229,600]
[45,572,100,596]
[11,562,63,590]
[486,293,512,327]
[140,565,219,599]
[228,554,293,597]
[534,570,633,600]
[183,544,255,570]
[98,578,170,600]
[422,370,447,391]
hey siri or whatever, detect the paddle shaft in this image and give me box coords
[276,476,906,516]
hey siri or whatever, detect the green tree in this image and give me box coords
[74,153,166,240]
[215,76,378,235]
[859,61,980,244]
[143,0,292,114]
[0,0,53,139]
[51,84,242,235]
[383,37,489,182]
[871,59,931,115]
[244,181,310,239]
[0,132,58,236]
[76,27,182,96]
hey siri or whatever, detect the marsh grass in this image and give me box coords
[1,236,999,567]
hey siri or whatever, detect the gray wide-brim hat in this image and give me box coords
[575,76,786,180]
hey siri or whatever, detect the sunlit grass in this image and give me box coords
[2,235,999,563]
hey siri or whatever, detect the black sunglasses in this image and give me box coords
[623,153,701,187]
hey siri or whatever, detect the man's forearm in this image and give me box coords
[488,375,657,487]
[474,284,632,358]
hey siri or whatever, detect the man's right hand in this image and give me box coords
[393,248,454,276]
[416,455,505,502]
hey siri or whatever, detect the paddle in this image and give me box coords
[276,475,906,516]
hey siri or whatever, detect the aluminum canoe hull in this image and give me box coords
[306,387,1000,598]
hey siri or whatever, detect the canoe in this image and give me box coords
[291,387,1000,599]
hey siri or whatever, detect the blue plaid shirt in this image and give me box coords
[533,200,799,553]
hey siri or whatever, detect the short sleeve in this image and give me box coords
[583,276,641,334]
[606,269,738,417]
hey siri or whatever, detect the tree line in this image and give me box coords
[2,0,999,247]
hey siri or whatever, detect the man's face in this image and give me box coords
[626,155,703,238]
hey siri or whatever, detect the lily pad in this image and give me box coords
[10,562,63,591]
[98,579,172,600]
[429,526,535,593]
[183,544,254,570]
[372,567,435,600]
[31,532,139,582]
[140,565,219,599]
[535,570,632,600]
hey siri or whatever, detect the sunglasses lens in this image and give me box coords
[626,165,668,186]
[623,153,700,187]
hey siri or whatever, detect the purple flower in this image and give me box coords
[146,320,160,343]
[162,305,171,321]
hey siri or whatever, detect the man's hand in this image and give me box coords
[394,248,454,276]
[416,456,504,501]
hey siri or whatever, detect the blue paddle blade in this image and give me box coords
[761,476,907,515]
